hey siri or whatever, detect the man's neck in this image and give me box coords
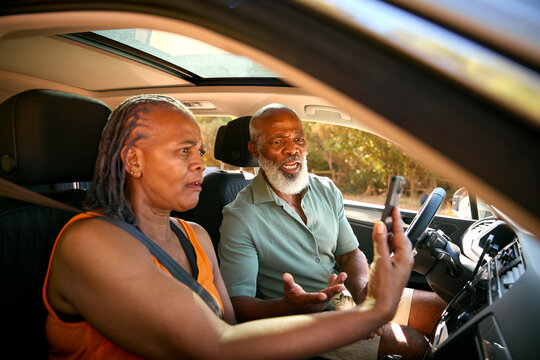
[261,170,306,223]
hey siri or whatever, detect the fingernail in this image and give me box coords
[374,221,385,234]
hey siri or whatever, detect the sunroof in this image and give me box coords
[94,29,279,78]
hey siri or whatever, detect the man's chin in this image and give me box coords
[259,153,309,194]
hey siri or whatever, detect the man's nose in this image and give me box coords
[283,140,300,156]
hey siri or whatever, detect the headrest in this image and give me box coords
[0,89,111,185]
[214,116,259,167]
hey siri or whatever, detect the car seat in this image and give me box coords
[176,116,258,254]
[0,89,111,359]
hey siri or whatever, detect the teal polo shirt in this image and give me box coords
[218,173,359,300]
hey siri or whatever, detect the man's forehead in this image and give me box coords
[258,110,303,131]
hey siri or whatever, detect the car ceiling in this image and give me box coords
[0,29,344,122]
[0,35,192,91]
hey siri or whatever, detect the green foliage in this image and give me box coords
[303,122,457,200]
[196,116,232,168]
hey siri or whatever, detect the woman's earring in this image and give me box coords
[130,171,134,175]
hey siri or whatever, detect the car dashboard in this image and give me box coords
[431,218,540,359]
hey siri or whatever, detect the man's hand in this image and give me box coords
[365,207,414,322]
[282,272,347,313]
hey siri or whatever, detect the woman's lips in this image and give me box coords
[186,180,203,191]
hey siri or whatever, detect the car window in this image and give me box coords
[301,121,459,216]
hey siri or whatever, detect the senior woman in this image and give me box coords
[42,94,413,359]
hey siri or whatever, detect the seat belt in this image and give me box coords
[0,177,81,213]
[0,177,224,319]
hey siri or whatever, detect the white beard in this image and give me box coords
[258,153,309,195]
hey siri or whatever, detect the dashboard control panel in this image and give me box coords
[432,237,523,359]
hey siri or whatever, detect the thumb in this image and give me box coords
[283,273,298,293]
[372,221,390,260]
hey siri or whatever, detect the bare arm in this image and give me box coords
[336,248,370,304]
[47,208,411,359]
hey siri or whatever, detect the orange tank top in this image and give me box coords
[42,213,224,359]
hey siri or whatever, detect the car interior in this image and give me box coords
[1,1,539,359]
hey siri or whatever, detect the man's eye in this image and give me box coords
[273,140,281,145]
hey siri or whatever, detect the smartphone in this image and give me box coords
[381,176,405,231]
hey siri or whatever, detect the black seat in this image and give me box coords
[0,89,110,359]
[178,116,258,253]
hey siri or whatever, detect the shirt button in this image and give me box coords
[315,257,320,263]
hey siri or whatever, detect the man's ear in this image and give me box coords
[248,141,259,158]
[122,145,142,176]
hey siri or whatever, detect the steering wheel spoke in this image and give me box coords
[405,187,446,246]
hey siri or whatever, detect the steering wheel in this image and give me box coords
[405,187,446,246]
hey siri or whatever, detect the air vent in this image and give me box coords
[471,219,495,235]
[471,219,496,248]
[498,241,524,296]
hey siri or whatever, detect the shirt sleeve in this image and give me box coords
[218,208,259,298]
[333,184,360,256]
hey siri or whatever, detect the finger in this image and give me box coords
[327,273,338,285]
[301,291,328,302]
[336,272,348,284]
[390,207,412,254]
[320,284,346,298]
[391,207,406,235]
[328,272,347,286]
[283,273,300,294]
[372,221,390,262]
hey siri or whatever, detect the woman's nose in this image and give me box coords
[190,153,206,172]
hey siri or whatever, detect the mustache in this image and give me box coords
[277,155,303,167]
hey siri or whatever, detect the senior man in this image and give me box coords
[218,104,445,359]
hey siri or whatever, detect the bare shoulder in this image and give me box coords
[184,220,218,261]
[59,217,148,257]
[53,216,157,281]
[184,220,208,237]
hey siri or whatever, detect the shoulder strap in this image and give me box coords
[0,177,82,213]
[99,216,223,319]
[170,221,199,279]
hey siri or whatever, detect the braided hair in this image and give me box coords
[84,94,189,224]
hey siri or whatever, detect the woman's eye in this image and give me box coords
[199,150,206,156]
